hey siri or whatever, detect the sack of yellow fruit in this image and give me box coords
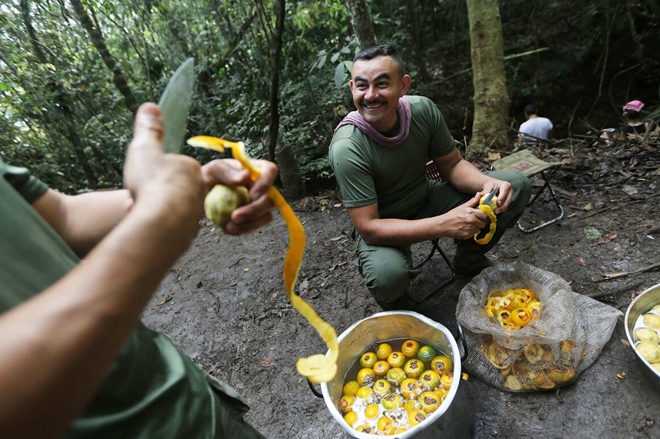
[455,261,621,392]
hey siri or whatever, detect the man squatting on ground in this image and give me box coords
[0,104,276,439]
[329,45,532,310]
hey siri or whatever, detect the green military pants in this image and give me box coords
[356,170,532,305]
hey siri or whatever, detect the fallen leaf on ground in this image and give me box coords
[597,232,618,244]
[155,296,172,307]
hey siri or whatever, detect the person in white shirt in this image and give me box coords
[518,105,553,145]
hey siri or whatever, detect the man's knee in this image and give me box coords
[361,257,410,304]
[496,170,532,217]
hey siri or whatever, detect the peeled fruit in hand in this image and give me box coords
[204,184,249,227]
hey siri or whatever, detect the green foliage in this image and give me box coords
[2,0,660,193]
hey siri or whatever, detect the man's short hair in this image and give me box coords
[354,45,405,78]
[524,105,538,116]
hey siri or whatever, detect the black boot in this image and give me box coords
[453,251,499,278]
[375,293,415,311]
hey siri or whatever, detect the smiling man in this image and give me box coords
[329,45,532,310]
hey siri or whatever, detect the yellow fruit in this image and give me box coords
[359,352,377,368]
[376,343,393,360]
[356,386,373,400]
[377,416,397,435]
[644,313,660,329]
[339,394,354,414]
[403,399,421,413]
[342,380,360,396]
[408,409,427,426]
[430,355,453,374]
[204,185,249,227]
[634,328,659,344]
[355,424,373,433]
[419,391,441,413]
[403,358,425,378]
[480,193,498,211]
[387,351,406,368]
[400,378,422,400]
[364,403,380,419]
[402,339,420,358]
[373,378,391,396]
[419,369,441,390]
[357,368,375,386]
[637,341,660,363]
[344,411,358,426]
[440,372,454,390]
[373,360,391,377]
[386,367,406,386]
[381,392,403,410]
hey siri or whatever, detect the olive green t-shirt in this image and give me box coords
[329,95,455,219]
[0,159,237,438]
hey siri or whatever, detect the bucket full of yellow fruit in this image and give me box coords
[317,311,472,439]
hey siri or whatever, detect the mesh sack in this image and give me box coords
[456,261,622,392]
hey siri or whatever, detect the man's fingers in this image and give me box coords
[128,103,165,167]
[464,193,481,208]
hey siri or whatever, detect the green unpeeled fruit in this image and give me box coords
[205,185,250,227]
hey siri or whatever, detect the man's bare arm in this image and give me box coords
[0,104,205,439]
[348,195,485,247]
[32,189,133,257]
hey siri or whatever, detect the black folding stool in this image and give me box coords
[408,161,456,303]
[491,149,565,233]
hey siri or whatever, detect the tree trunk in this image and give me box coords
[345,0,377,49]
[277,146,305,201]
[466,0,510,156]
[268,0,285,164]
[70,0,139,114]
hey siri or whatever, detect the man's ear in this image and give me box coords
[400,74,411,95]
[349,79,355,92]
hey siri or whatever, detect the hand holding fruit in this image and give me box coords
[200,159,276,235]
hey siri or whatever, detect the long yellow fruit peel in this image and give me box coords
[186,135,338,383]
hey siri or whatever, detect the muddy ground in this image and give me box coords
[143,137,660,439]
